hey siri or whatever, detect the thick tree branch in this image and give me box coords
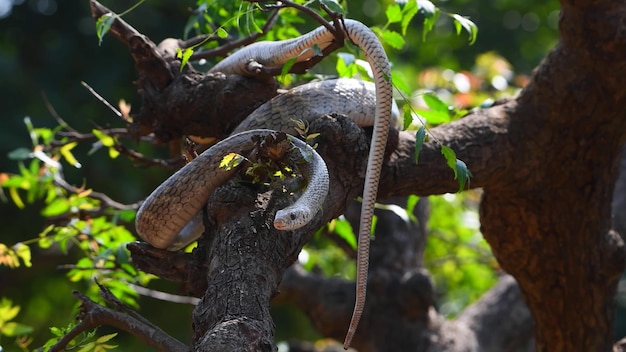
[456,275,533,352]
[89,0,279,143]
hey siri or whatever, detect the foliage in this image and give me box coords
[0,299,34,346]
[426,192,497,317]
[1,117,154,350]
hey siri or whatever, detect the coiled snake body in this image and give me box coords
[136,19,392,349]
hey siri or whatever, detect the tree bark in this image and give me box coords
[189,116,370,351]
[479,2,626,350]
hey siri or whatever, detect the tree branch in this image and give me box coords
[50,285,188,352]
[189,9,280,61]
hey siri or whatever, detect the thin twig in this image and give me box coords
[189,8,280,61]
[81,81,123,120]
[49,128,185,169]
[41,91,79,133]
[260,0,338,33]
[127,283,201,305]
[53,176,141,211]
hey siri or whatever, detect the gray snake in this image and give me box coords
[135,18,392,349]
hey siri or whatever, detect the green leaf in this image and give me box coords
[441,145,457,178]
[49,326,64,337]
[440,146,472,191]
[310,44,323,57]
[405,194,420,223]
[370,214,378,237]
[455,159,472,191]
[392,71,411,96]
[7,148,32,161]
[176,48,194,71]
[244,5,263,34]
[1,321,34,337]
[336,52,358,78]
[381,29,405,50]
[400,0,418,35]
[42,197,71,217]
[216,27,228,39]
[280,56,298,80]
[96,13,115,46]
[331,218,356,249]
[417,109,450,124]
[422,92,448,113]
[34,127,55,145]
[14,243,32,268]
[402,104,413,130]
[0,298,20,322]
[451,14,478,44]
[414,126,426,164]
[386,3,402,24]
[418,1,440,41]
[282,45,321,78]
[76,342,96,352]
[96,332,118,343]
[319,0,345,15]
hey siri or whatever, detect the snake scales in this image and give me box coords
[135,19,392,349]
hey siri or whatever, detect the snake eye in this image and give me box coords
[290,213,296,220]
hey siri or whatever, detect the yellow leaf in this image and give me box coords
[60,142,82,168]
[92,129,115,147]
[108,147,120,159]
[96,333,117,343]
[9,187,24,209]
[219,153,244,170]
[77,188,93,198]
[13,243,31,268]
[306,133,320,141]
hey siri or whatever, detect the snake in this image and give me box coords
[135,18,392,349]
[136,129,330,250]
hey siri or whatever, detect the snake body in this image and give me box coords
[217,20,392,347]
[232,78,390,134]
[136,18,392,349]
[136,129,329,249]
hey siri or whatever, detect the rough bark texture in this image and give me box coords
[92,0,626,351]
[190,116,370,351]
[477,2,626,350]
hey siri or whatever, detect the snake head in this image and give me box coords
[274,207,312,230]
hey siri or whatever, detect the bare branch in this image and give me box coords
[53,176,141,212]
[127,283,200,305]
[81,81,124,121]
[40,91,79,134]
[50,287,188,352]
